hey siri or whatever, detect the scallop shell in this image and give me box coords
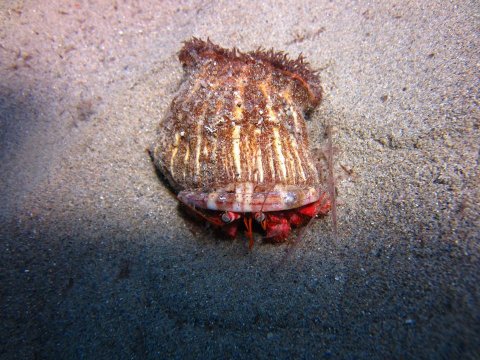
[151,38,323,212]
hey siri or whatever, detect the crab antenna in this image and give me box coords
[244,215,254,249]
[254,183,276,234]
[326,123,338,238]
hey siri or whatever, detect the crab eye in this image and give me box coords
[254,212,265,223]
[221,212,234,223]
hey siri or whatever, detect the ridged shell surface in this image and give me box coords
[152,39,323,211]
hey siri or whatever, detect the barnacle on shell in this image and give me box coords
[151,38,324,212]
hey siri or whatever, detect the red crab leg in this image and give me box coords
[179,202,224,227]
[297,193,331,218]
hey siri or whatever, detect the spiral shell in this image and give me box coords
[151,38,323,213]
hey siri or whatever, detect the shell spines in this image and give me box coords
[179,38,322,107]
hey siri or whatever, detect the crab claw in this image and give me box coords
[265,217,291,242]
[288,212,304,227]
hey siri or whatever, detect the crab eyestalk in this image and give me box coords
[254,212,267,230]
[221,211,240,224]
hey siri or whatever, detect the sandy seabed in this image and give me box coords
[1,1,479,358]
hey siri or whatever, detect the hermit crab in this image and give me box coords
[151,38,333,248]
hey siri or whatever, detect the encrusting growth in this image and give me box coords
[151,38,332,247]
